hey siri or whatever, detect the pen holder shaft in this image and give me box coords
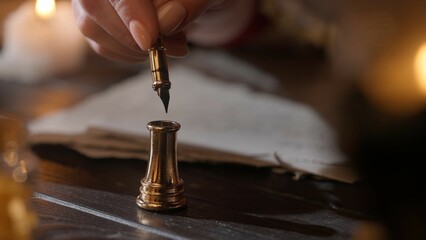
[148,38,171,92]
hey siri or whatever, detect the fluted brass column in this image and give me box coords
[136,120,186,211]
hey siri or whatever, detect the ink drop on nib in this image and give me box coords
[158,88,170,113]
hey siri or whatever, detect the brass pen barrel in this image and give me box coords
[148,38,171,93]
[148,38,171,112]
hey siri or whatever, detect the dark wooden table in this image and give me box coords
[1,49,374,239]
[31,145,372,240]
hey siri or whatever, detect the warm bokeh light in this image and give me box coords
[414,42,426,94]
[35,0,56,19]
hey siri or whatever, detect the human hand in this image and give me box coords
[71,0,255,63]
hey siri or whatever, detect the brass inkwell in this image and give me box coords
[136,120,186,211]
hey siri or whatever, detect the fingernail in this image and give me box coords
[170,44,190,58]
[175,42,190,57]
[158,1,187,35]
[129,20,152,51]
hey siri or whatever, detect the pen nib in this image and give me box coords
[158,88,170,113]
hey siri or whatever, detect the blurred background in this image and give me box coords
[0,1,25,39]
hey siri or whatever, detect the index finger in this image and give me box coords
[109,0,159,50]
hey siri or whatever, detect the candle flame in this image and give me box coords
[35,0,56,19]
[414,42,426,95]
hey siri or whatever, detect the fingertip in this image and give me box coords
[129,20,156,51]
[167,46,190,58]
[163,33,190,57]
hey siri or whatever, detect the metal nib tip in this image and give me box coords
[158,88,170,113]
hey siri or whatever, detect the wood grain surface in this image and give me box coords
[30,144,372,239]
